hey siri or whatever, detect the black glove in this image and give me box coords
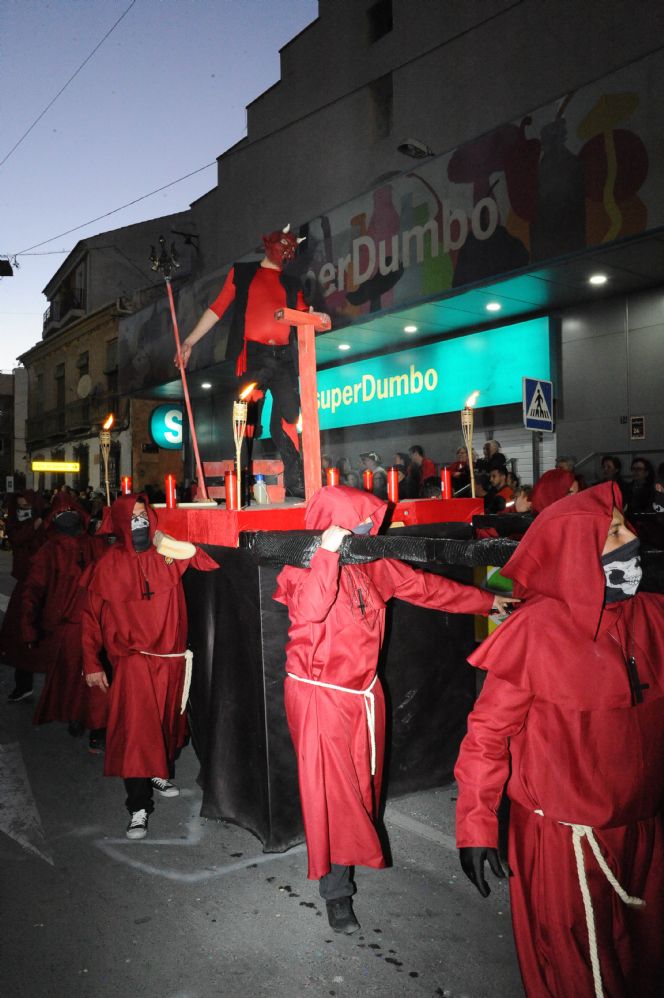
[459,846,507,897]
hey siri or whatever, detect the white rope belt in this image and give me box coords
[534,809,645,998]
[139,649,193,714]
[287,672,379,775]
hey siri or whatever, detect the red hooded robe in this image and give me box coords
[80,493,218,778]
[273,485,494,879]
[21,493,109,728]
[0,490,47,670]
[455,482,664,996]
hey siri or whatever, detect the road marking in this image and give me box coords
[95,812,307,882]
[384,804,457,852]
[0,742,54,865]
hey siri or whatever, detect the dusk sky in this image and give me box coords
[1,0,318,371]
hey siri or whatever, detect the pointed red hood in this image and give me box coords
[502,481,621,635]
[530,468,575,513]
[44,491,90,533]
[109,492,158,548]
[304,485,387,534]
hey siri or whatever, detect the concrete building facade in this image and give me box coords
[115,0,664,489]
[20,213,196,493]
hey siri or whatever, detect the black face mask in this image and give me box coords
[601,537,642,603]
[131,514,151,552]
[54,511,82,536]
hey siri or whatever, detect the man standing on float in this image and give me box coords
[179,226,308,496]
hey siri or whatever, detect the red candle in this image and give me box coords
[121,475,132,496]
[225,470,238,510]
[441,466,452,499]
[165,474,177,508]
[326,467,340,486]
[362,469,374,492]
[387,466,399,503]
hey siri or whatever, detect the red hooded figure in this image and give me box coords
[80,494,218,808]
[273,485,495,928]
[455,482,664,996]
[20,492,109,731]
[530,467,575,513]
[1,490,47,686]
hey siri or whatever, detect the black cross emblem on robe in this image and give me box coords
[626,656,649,705]
[142,579,155,600]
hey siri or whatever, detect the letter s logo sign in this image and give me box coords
[163,409,183,445]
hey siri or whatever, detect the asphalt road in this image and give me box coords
[0,548,523,998]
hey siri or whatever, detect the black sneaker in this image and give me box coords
[150,777,179,797]
[126,809,149,840]
[326,897,360,934]
[7,687,34,703]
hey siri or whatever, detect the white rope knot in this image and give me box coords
[287,672,378,775]
[139,649,193,714]
[535,810,646,998]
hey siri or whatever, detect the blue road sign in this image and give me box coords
[523,377,554,431]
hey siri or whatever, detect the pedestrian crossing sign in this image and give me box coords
[523,377,554,431]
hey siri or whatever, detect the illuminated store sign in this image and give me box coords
[150,404,184,449]
[259,317,551,432]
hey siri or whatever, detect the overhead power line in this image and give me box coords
[13,161,216,256]
[0,0,137,169]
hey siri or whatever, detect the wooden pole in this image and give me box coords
[274,308,331,501]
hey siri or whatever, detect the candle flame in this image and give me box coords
[464,391,480,409]
[239,382,257,401]
[296,413,303,433]
[102,413,114,430]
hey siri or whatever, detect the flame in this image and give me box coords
[239,382,257,401]
[102,413,115,430]
[296,413,303,433]
[464,391,480,409]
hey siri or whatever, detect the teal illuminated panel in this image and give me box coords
[316,317,550,429]
[258,317,550,433]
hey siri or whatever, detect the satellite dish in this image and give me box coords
[77,374,92,398]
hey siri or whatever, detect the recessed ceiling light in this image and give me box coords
[338,343,351,351]
[589,274,608,285]
[201,382,212,389]
[485,302,501,312]
[404,324,418,333]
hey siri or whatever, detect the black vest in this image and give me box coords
[225,261,302,364]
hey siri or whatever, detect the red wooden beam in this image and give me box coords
[275,308,331,501]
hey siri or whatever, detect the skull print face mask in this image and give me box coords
[601,537,642,603]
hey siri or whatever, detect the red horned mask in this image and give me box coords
[262,223,304,268]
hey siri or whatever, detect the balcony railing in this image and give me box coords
[26,393,128,448]
[43,287,87,332]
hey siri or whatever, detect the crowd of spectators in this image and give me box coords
[316,442,664,526]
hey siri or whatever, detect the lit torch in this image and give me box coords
[100,413,114,506]
[232,395,251,509]
[460,391,479,498]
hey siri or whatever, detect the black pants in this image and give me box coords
[124,778,154,815]
[319,864,354,901]
[243,341,303,492]
[14,667,33,694]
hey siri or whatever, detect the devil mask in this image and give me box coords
[262,224,304,268]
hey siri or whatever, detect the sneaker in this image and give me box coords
[150,777,179,798]
[126,809,149,840]
[326,897,360,935]
[7,687,34,703]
